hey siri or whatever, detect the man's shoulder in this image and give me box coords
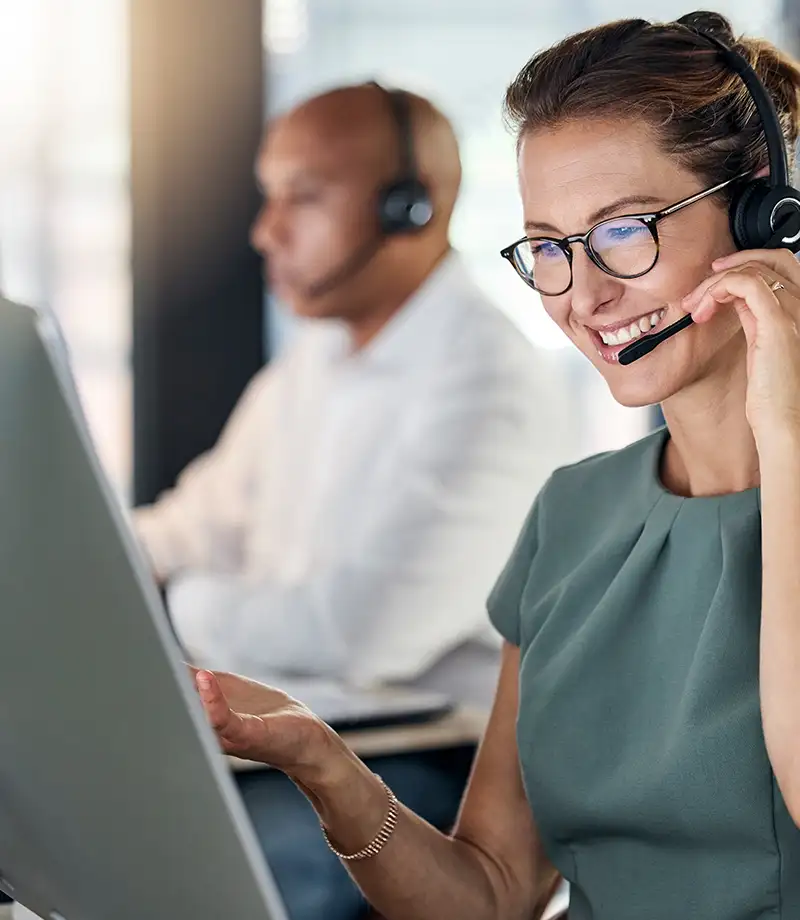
[438,273,535,361]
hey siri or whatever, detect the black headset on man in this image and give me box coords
[619,23,800,364]
[303,82,434,298]
[371,83,434,235]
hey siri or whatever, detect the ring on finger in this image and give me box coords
[769,279,786,293]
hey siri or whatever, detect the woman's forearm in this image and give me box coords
[297,739,539,920]
[195,642,549,916]
[758,431,800,826]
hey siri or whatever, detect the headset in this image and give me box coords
[303,81,434,298]
[619,27,800,365]
[372,82,434,235]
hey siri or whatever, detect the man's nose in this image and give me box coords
[250,202,287,255]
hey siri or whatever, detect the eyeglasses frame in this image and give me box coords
[499,172,749,296]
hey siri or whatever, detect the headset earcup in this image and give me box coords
[729,178,770,250]
[378,179,433,235]
[758,184,800,251]
[729,178,800,251]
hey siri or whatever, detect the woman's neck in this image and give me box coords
[660,348,760,497]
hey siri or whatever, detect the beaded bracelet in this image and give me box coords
[321,776,399,861]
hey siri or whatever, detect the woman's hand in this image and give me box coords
[190,667,343,788]
[683,248,800,449]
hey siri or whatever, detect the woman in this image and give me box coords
[193,12,800,918]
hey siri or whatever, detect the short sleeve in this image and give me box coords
[487,487,544,647]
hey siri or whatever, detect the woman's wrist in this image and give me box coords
[756,425,800,480]
[293,727,394,856]
[755,419,800,458]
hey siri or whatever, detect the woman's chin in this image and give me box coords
[603,370,676,409]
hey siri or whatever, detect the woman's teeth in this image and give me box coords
[599,309,666,346]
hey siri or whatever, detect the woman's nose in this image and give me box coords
[568,245,623,319]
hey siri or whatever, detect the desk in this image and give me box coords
[228,706,488,772]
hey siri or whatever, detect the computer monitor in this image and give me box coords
[0,296,288,920]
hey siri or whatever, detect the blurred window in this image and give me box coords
[0,0,130,498]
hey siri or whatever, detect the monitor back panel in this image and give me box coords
[0,300,286,920]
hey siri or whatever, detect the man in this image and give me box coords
[132,82,567,919]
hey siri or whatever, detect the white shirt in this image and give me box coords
[133,251,571,699]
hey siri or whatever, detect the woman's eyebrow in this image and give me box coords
[524,194,666,234]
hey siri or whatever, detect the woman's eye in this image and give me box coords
[602,222,649,242]
[531,242,561,259]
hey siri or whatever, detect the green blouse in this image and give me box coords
[489,427,800,919]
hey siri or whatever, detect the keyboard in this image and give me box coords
[270,677,453,732]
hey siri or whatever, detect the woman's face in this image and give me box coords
[517,118,745,407]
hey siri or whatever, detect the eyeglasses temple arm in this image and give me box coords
[658,171,750,218]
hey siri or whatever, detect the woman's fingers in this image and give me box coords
[195,668,278,760]
[692,270,795,353]
[196,670,245,740]
[690,266,786,320]
[712,248,800,289]
[684,260,796,318]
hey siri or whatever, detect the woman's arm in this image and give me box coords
[196,643,558,920]
[689,247,800,827]
[757,435,800,826]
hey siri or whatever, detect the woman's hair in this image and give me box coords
[504,11,800,192]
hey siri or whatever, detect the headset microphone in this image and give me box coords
[301,237,385,298]
[618,27,800,366]
[618,314,694,365]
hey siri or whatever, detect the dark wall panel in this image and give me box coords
[131,0,265,504]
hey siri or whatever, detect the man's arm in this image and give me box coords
[133,365,276,582]
[169,341,565,683]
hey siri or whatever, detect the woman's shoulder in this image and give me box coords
[488,426,667,645]
[487,426,667,645]
[545,426,665,500]
[534,426,667,537]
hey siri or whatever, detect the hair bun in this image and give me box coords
[676,10,736,42]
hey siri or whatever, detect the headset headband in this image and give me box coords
[690,29,789,186]
[367,80,419,183]
[385,88,416,180]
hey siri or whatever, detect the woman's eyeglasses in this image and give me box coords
[500,173,747,297]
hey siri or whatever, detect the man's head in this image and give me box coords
[250,83,461,326]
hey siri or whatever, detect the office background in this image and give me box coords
[0,0,794,503]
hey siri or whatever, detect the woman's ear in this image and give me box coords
[754,165,770,179]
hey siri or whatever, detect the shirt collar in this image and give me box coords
[347,248,465,369]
